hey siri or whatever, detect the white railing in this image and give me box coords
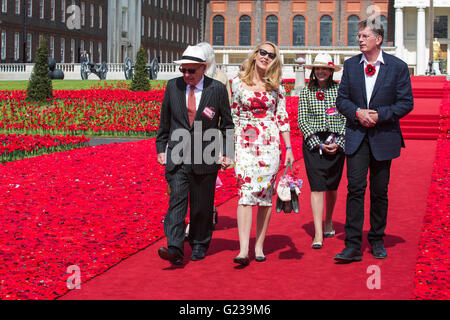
[0,45,399,81]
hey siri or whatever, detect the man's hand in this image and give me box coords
[157,153,166,165]
[357,109,378,127]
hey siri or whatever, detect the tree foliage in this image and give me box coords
[26,38,53,102]
[130,46,150,92]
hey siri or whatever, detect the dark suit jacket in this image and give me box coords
[155,75,234,174]
[336,51,414,161]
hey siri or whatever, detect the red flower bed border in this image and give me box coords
[412,87,450,300]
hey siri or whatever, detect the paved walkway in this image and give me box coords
[87,137,151,146]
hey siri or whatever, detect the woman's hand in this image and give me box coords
[322,143,338,155]
[285,149,295,166]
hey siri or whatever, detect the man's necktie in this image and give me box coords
[187,85,196,126]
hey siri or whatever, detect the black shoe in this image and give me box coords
[371,243,387,259]
[190,248,207,261]
[233,256,250,266]
[255,256,266,262]
[334,247,363,262]
[158,247,183,265]
[291,189,299,213]
[276,197,284,213]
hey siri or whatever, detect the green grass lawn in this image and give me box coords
[0,79,167,90]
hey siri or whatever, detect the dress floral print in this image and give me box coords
[231,77,290,206]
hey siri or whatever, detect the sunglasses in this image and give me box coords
[258,49,276,60]
[179,66,201,74]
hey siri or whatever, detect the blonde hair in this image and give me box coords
[238,42,282,92]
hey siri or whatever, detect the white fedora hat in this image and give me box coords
[174,45,207,64]
[304,53,342,71]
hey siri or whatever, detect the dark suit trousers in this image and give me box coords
[164,164,218,256]
[345,135,392,249]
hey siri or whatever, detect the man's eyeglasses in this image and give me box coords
[356,34,377,41]
[179,66,200,74]
[258,49,276,60]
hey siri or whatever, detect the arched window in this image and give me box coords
[239,15,251,46]
[347,15,360,46]
[212,15,224,45]
[380,15,388,40]
[292,15,305,46]
[266,15,278,45]
[320,15,333,46]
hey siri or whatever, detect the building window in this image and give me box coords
[142,16,145,36]
[380,15,388,39]
[61,0,66,23]
[28,0,33,17]
[320,15,333,46]
[27,33,32,62]
[89,41,93,63]
[81,2,85,26]
[1,0,7,13]
[70,38,75,63]
[266,15,278,45]
[98,42,102,63]
[122,9,128,37]
[51,0,55,21]
[239,15,251,46]
[1,30,6,60]
[15,0,20,15]
[50,36,55,58]
[212,15,225,45]
[434,16,448,39]
[90,3,94,28]
[99,5,103,29]
[39,0,44,19]
[347,15,360,46]
[293,15,305,46]
[14,32,20,61]
[60,37,65,62]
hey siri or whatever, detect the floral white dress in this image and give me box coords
[231,77,290,206]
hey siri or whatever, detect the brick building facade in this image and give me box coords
[0,0,107,63]
[205,0,394,63]
[140,0,206,64]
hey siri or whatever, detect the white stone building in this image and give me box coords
[395,0,450,75]
[107,0,142,63]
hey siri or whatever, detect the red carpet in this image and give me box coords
[400,76,446,140]
[60,140,436,300]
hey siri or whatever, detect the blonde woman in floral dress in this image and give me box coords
[231,42,295,266]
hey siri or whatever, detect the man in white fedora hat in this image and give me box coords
[156,45,234,265]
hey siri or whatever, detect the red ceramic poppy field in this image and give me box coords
[0,82,447,300]
[0,89,164,136]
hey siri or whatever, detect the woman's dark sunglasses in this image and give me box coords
[179,66,200,74]
[258,49,276,60]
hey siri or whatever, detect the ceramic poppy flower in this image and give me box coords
[316,91,325,101]
[365,64,376,76]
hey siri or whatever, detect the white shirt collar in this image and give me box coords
[360,50,384,65]
[190,76,204,90]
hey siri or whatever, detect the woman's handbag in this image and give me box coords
[276,163,303,213]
